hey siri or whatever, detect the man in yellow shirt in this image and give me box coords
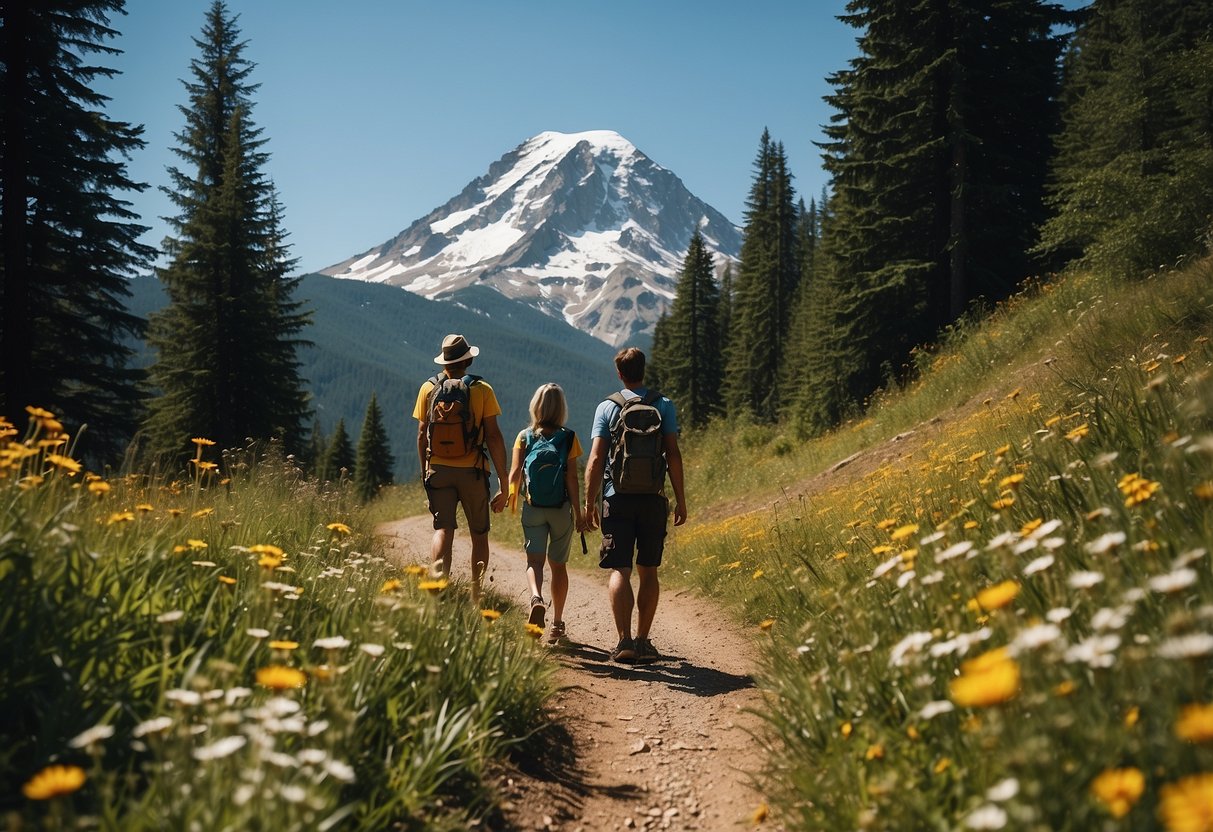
[413,334,508,601]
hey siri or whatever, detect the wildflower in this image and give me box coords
[1119,472,1161,507]
[933,757,952,774]
[891,523,919,541]
[403,564,427,575]
[973,580,1020,612]
[217,575,237,586]
[841,721,853,738]
[920,700,954,720]
[269,640,299,650]
[1159,772,1213,832]
[156,610,184,624]
[380,579,403,593]
[481,608,502,621]
[256,665,307,690]
[1150,569,1198,594]
[1054,680,1077,697]
[1092,606,1132,631]
[191,437,216,447]
[193,735,247,761]
[326,522,351,535]
[1065,423,1090,442]
[1176,704,1213,743]
[524,623,543,639]
[752,569,764,580]
[965,804,1008,829]
[759,619,775,631]
[1090,767,1144,819]
[88,480,111,496]
[1125,706,1140,728]
[1009,623,1062,655]
[873,554,901,578]
[752,803,769,824]
[1023,554,1055,576]
[949,649,1020,707]
[865,743,884,761]
[1000,473,1026,490]
[166,508,184,517]
[192,508,213,518]
[193,460,218,471]
[1068,570,1105,589]
[107,511,135,525]
[936,541,975,563]
[1065,634,1121,668]
[724,560,742,570]
[1158,633,1213,660]
[1195,482,1213,501]
[22,765,86,800]
[418,578,449,594]
[68,723,115,749]
[990,495,1015,510]
[132,717,173,738]
[247,628,270,638]
[314,636,351,650]
[46,453,81,474]
[164,689,203,707]
[1085,532,1126,555]
[987,778,1020,802]
[360,643,385,658]
[135,503,154,512]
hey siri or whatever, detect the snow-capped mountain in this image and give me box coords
[321,130,741,346]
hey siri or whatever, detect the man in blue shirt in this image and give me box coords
[583,347,687,664]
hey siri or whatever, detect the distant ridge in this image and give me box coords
[322,130,741,346]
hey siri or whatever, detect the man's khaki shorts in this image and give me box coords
[424,465,491,534]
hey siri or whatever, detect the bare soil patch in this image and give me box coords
[378,516,779,831]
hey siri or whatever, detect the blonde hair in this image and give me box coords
[529,383,568,433]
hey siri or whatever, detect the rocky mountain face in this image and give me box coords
[321,130,741,346]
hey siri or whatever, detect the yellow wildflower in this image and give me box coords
[1091,767,1144,819]
[268,640,299,651]
[256,665,306,690]
[752,569,764,580]
[973,580,1021,612]
[1159,773,1213,832]
[191,437,216,447]
[865,744,884,761]
[999,473,1025,490]
[1194,482,1213,501]
[1065,423,1090,442]
[135,503,154,512]
[841,721,853,738]
[22,765,86,800]
[187,539,207,550]
[933,757,952,775]
[751,803,769,825]
[1054,680,1077,697]
[403,564,427,575]
[217,575,236,586]
[891,523,918,541]
[380,579,403,593]
[326,522,352,535]
[990,495,1015,510]
[481,609,502,621]
[192,507,213,518]
[724,561,742,570]
[524,623,543,639]
[46,453,81,474]
[106,511,135,525]
[1176,704,1213,744]
[418,578,449,594]
[1125,706,1140,728]
[759,619,775,632]
[949,649,1020,707]
[1119,473,1161,507]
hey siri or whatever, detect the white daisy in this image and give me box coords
[1009,623,1062,655]
[156,610,184,624]
[1023,554,1055,576]
[132,717,173,738]
[1175,548,1208,569]
[68,723,115,748]
[1068,571,1105,589]
[192,735,247,761]
[920,531,947,546]
[1046,606,1073,623]
[359,643,386,658]
[986,531,1018,550]
[889,631,935,667]
[920,571,945,585]
[165,689,202,707]
[966,804,1008,830]
[246,628,270,639]
[314,636,351,650]
[1064,634,1121,668]
[324,758,356,783]
[1085,532,1126,555]
[1149,568,1198,594]
[1028,519,1064,540]
[919,700,955,720]
[873,554,902,578]
[936,541,975,563]
[986,778,1020,802]
[1091,606,1132,631]
[929,627,992,659]
[1157,633,1213,659]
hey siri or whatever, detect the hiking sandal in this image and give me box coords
[527,595,546,629]
[633,637,661,664]
[610,637,636,663]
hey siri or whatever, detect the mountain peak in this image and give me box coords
[322,131,740,346]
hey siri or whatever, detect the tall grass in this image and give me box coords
[0,433,553,830]
[670,261,1213,829]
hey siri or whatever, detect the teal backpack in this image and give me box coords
[522,427,573,507]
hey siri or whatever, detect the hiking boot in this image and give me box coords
[610,637,636,663]
[545,620,567,646]
[527,596,546,629]
[634,637,661,664]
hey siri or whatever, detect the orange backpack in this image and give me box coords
[426,374,483,461]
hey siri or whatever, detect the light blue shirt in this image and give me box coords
[591,387,679,497]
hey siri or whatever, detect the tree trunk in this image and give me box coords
[1,5,32,418]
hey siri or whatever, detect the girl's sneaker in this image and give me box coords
[527,595,546,629]
[545,620,566,645]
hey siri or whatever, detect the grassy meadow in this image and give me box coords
[667,259,1213,830]
[0,435,553,830]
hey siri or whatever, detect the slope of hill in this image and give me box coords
[321,130,741,346]
[125,273,627,477]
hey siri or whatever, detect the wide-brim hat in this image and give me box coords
[434,333,480,365]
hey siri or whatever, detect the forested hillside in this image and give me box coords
[124,274,620,477]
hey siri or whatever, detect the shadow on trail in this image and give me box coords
[556,640,754,697]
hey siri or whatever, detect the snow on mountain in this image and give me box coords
[321,130,741,346]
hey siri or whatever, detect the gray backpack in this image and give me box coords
[605,391,666,494]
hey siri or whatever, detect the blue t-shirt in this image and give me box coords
[591,388,679,497]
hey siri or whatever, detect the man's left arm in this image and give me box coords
[482,414,509,512]
[663,433,687,526]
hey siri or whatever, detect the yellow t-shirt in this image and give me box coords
[414,375,502,469]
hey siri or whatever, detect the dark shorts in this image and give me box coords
[598,493,668,570]
[424,465,490,534]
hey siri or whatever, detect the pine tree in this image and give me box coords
[801,0,1068,428]
[144,1,311,459]
[301,417,326,475]
[656,232,722,427]
[318,418,354,484]
[0,1,152,456]
[353,393,395,501]
[1037,0,1213,276]
[722,130,800,423]
[647,312,672,393]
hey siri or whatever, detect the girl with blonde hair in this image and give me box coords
[507,383,585,644]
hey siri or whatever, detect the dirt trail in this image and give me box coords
[378,516,778,832]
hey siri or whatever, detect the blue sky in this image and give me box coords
[100,1,860,274]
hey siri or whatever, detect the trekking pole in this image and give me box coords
[580,532,588,555]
